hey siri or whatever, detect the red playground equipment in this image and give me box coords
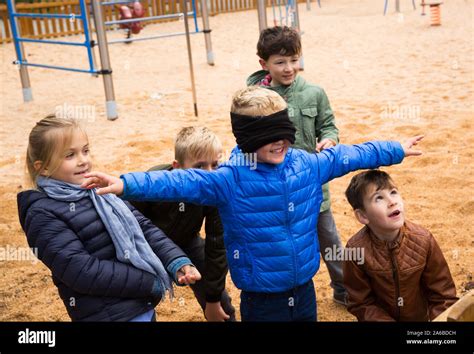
[119,1,145,38]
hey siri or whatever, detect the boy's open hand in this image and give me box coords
[177,265,201,285]
[81,172,124,196]
[205,302,231,322]
[402,135,424,157]
[316,138,337,152]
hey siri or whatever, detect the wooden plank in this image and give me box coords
[63,3,72,36]
[50,5,59,38]
[57,6,68,35]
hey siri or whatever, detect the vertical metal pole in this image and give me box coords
[7,0,33,102]
[200,0,214,65]
[257,0,267,32]
[79,0,96,76]
[396,0,400,13]
[292,0,304,70]
[91,0,118,120]
[191,0,199,32]
[182,0,198,117]
[83,0,99,77]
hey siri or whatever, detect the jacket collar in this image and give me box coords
[367,224,407,250]
[225,145,293,173]
[246,70,304,100]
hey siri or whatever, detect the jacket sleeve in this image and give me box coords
[127,202,191,279]
[203,206,228,302]
[315,89,339,144]
[121,167,234,207]
[24,208,157,298]
[129,199,153,220]
[309,141,405,185]
[343,258,396,322]
[421,234,458,320]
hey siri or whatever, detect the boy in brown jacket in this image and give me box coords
[343,170,458,321]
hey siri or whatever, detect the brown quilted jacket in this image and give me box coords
[343,220,458,321]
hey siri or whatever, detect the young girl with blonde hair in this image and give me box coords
[17,114,200,321]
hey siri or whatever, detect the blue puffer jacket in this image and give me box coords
[121,142,405,293]
[17,190,189,321]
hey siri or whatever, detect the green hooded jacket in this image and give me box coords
[247,70,339,212]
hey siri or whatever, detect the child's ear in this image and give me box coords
[33,161,47,176]
[172,160,181,169]
[259,58,268,71]
[354,209,370,225]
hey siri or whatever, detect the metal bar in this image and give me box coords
[6,0,33,102]
[200,0,214,65]
[104,12,194,26]
[257,0,267,32]
[107,30,200,44]
[14,61,99,74]
[181,0,198,117]
[79,0,96,74]
[18,37,88,46]
[83,0,99,76]
[13,13,83,20]
[91,0,118,120]
[191,0,199,32]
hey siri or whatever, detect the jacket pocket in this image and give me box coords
[300,107,318,144]
[227,243,254,288]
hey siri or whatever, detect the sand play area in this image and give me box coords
[0,0,473,321]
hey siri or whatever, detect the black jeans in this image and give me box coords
[182,236,236,321]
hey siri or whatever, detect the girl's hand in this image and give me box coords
[81,172,124,196]
[402,135,424,157]
[316,138,337,152]
[176,265,201,285]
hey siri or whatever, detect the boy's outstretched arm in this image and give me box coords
[82,168,234,207]
[312,135,424,184]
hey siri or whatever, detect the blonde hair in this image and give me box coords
[174,126,222,164]
[230,86,287,116]
[26,114,87,188]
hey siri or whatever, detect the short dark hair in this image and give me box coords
[345,170,397,210]
[257,26,302,61]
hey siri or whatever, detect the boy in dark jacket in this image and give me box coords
[131,127,235,321]
[343,170,458,321]
[82,87,425,322]
[248,26,346,305]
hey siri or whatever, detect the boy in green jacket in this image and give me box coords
[247,26,346,305]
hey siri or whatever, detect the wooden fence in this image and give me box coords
[0,0,298,44]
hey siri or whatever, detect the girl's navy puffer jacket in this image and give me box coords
[17,190,187,321]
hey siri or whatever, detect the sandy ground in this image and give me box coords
[0,0,473,321]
